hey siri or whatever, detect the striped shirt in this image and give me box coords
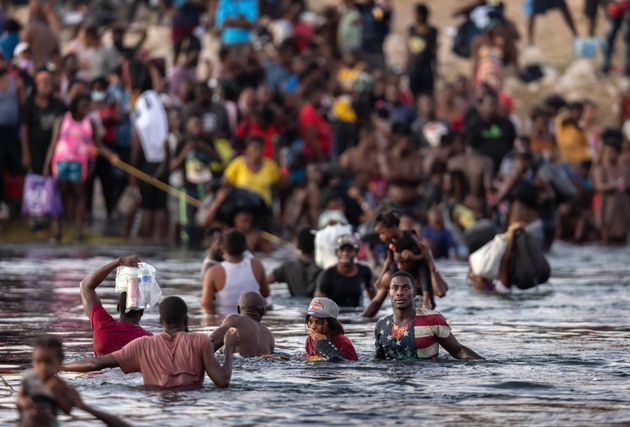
[375,309,451,360]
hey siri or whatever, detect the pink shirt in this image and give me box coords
[112,332,210,389]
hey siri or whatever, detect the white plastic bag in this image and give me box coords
[469,234,507,280]
[115,262,161,312]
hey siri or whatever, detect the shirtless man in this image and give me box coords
[340,128,380,192]
[447,139,494,206]
[210,292,274,357]
[378,124,424,218]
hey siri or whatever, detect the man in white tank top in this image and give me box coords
[201,230,269,314]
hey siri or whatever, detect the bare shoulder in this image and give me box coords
[221,314,242,327]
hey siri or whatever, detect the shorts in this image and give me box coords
[56,161,82,182]
[525,0,566,16]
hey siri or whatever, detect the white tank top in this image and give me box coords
[215,258,260,313]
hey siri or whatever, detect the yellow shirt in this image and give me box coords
[224,156,279,206]
[555,116,591,164]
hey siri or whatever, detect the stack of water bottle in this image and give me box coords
[115,263,162,312]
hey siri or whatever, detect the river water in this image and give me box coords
[0,242,629,426]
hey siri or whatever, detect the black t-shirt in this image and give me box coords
[185,101,231,139]
[21,96,66,174]
[317,264,373,308]
[408,25,437,68]
[272,258,321,298]
[465,115,516,173]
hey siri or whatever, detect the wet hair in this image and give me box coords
[600,128,623,152]
[304,315,345,336]
[118,292,144,319]
[69,94,90,118]
[159,296,188,325]
[375,209,400,228]
[394,233,420,254]
[296,227,316,255]
[33,335,64,362]
[391,270,416,285]
[415,3,429,20]
[224,230,247,256]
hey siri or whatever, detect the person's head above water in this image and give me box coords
[237,292,266,321]
[388,271,416,312]
[296,227,316,257]
[374,209,401,243]
[117,292,144,323]
[224,230,248,258]
[159,296,188,331]
[32,335,64,382]
[305,297,344,337]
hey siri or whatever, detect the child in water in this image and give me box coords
[16,335,129,427]
[304,297,358,361]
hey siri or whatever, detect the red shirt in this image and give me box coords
[298,103,332,161]
[305,334,358,361]
[235,119,280,159]
[89,304,152,356]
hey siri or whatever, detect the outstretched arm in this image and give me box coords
[438,334,484,360]
[63,354,119,372]
[80,256,140,316]
[203,328,239,388]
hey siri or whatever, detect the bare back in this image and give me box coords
[211,314,274,357]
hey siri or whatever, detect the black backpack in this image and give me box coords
[508,231,551,289]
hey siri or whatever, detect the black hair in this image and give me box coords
[445,170,469,202]
[394,233,420,254]
[128,59,152,92]
[90,77,109,90]
[85,26,99,39]
[375,209,400,228]
[118,292,144,319]
[297,227,316,255]
[224,230,247,256]
[430,159,447,176]
[33,335,64,362]
[159,296,188,325]
[600,128,623,152]
[205,227,223,239]
[69,94,90,118]
[246,135,264,147]
[304,315,345,336]
[415,3,429,20]
[391,121,412,137]
[5,19,21,33]
[391,270,416,286]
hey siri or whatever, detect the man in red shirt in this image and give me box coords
[80,256,152,356]
[64,296,238,389]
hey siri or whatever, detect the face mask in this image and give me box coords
[91,91,107,102]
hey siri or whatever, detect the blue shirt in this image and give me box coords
[0,32,19,61]
[215,0,258,45]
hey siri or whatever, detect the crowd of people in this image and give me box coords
[0,0,627,249]
[6,0,630,424]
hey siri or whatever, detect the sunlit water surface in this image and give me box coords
[0,242,629,426]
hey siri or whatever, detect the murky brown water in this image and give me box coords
[1,242,629,426]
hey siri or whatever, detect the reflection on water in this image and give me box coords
[1,242,630,426]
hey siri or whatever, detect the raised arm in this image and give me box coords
[438,333,484,360]
[203,328,239,388]
[80,256,139,316]
[63,354,119,372]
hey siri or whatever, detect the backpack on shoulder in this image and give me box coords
[508,230,551,289]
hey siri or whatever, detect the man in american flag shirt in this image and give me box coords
[375,271,483,360]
